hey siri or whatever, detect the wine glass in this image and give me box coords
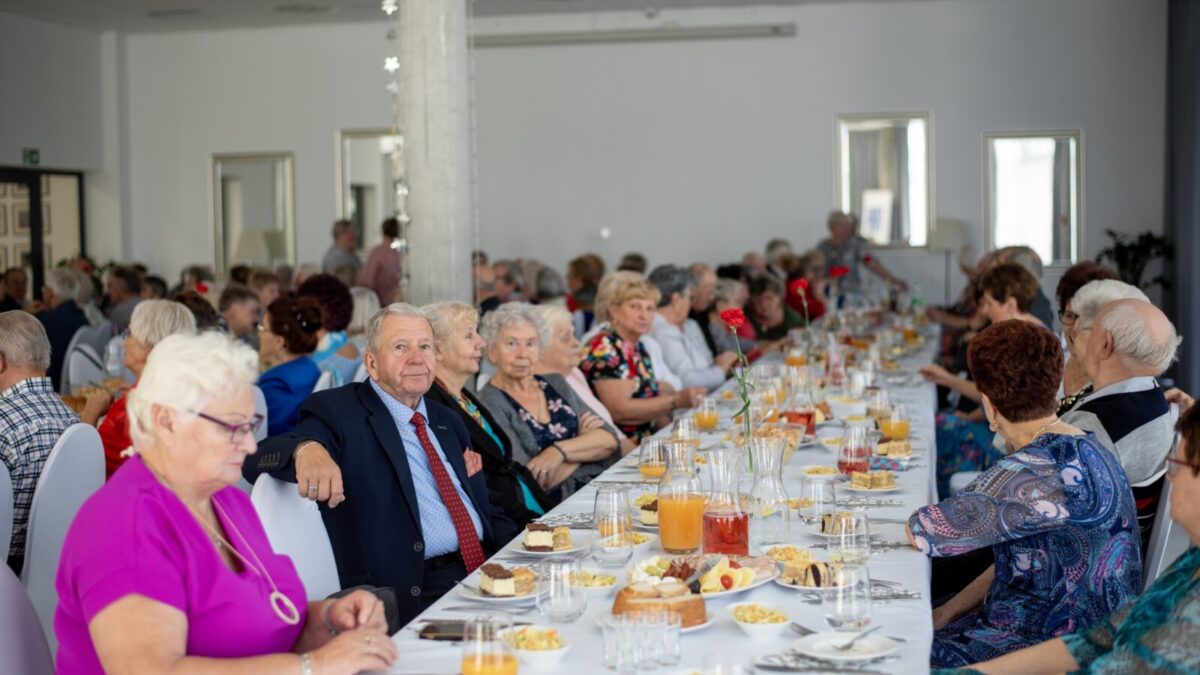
[672,416,700,448]
[638,439,667,480]
[537,560,587,623]
[866,388,891,422]
[823,564,872,632]
[837,425,872,475]
[461,613,517,675]
[797,477,837,526]
[880,403,911,441]
[829,510,872,564]
[593,485,634,566]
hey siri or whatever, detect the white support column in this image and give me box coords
[395,0,473,305]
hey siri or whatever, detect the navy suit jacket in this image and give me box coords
[244,382,518,624]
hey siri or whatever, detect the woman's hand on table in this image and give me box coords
[81,389,115,426]
[918,363,954,387]
[310,627,398,675]
[528,447,565,485]
[673,387,706,409]
[324,591,388,634]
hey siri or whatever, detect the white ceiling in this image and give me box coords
[0,0,827,32]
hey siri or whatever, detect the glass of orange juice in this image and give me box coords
[658,441,703,553]
[880,404,911,440]
[693,397,719,431]
[462,614,518,675]
[673,416,701,449]
[638,439,667,480]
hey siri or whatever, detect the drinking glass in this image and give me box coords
[672,416,700,449]
[634,611,663,669]
[866,387,891,422]
[600,613,638,674]
[789,388,817,436]
[638,438,667,480]
[693,397,719,431]
[829,510,872,564]
[593,485,634,566]
[797,478,837,525]
[537,560,587,623]
[837,424,872,475]
[461,613,517,675]
[880,403,911,441]
[847,368,867,399]
[658,610,682,666]
[701,654,754,675]
[823,564,872,632]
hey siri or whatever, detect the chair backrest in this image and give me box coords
[252,385,269,443]
[353,361,369,383]
[87,321,114,354]
[64,344,105,396]
[1144,408,1187,591]
[311,370,335,394]
[251,474,340,599]
[0,466,12,562]
[0,565,54,675]
[21,424,105,654]
[58,326,91,395]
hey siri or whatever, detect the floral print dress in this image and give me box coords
[497,376,581,452]
[909,433,1143,668]
[580,329,660,440]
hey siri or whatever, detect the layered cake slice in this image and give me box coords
[870,471,896,489]
[877,440,912,458]
[512,567,536,596]
[522,523,555,551]
[639,499,659,526]
[782,560,848,588]
[552,526,573,551]
[850,471,873,489]
[479,563,516,597]
[820,511,858,535]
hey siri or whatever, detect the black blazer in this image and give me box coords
[244,382,519,624]
[426,382,558,528]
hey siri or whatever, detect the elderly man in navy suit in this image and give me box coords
[245,303,518,625]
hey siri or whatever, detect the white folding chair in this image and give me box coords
[58,326,92,395]
[311,370,335,394]
[352,361,369,383]
[21,424,105,654]
[0,466,12,562]
[0,565,54,675]
[251,474,340,599]
[87,320,114,354]
[948,471,979,497]
[64,344,105,395]
[232,385,272,496]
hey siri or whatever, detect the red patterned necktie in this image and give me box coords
[410,411,486,573]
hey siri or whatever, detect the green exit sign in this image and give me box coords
[22,148,39,166]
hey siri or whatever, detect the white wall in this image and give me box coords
[0,11,103,170]
[116,0,1166,286]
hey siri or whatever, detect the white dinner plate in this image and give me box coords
[503,530,590,556]
[791,631,899,662]
[699,567,779,598]
[805,524,868,539]
[843,484,901,494]
[456,582,539,604]
[772,576,850,592]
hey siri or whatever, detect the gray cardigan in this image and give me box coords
[478,373,621,497]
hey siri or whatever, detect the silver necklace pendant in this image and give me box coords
[270,591,301,625]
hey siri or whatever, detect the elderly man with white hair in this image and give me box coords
[245,303,517,626]
[0,310,79,574]
[1061,279,1150,409]
[1061,294,1181,552]
[35,266,90,389]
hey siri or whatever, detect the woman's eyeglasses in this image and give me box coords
[194,412,265,444]
[1166,454,1199,477]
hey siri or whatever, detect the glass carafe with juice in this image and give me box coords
[702,444,749,555]
[837,424,872,475]
[461,614,518,675]
[657,440,704,554]
[880,403,911,441]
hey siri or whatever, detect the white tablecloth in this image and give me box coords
[386,336,940,674]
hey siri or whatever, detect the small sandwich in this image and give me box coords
[639,499,660,526]
[522,523,555,552]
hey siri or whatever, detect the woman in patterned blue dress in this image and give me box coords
[907,320,1142,668]
[942,400,1200,674]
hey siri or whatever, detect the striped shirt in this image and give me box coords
[0,377,79,558]
[1060,376,1173,487]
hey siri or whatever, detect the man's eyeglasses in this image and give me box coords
[1058,309,1080,326]
[1166,454,1199,477]
[194,412,264,444]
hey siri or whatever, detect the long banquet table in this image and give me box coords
[385,333,940,674]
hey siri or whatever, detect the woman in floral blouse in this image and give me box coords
[948,401,1200,674]
[580,271,706,441]
[906,320,1141,668]
[478,302,620,497]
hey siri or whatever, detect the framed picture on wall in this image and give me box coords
[15,205,28,233]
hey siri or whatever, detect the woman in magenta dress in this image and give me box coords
[55,332,397,674]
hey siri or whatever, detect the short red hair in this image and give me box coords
[967,320,1062,422]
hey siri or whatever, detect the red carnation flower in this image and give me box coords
[830,266,850,279]
[719,308,747,331]
[195,282,209,294]
[863,254,874,264]
[793,278,809,294]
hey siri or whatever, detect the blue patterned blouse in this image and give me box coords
[908,432,1143,668]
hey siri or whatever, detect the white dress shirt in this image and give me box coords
[650,313,726,391]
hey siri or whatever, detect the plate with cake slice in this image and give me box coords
[806,511,870,538]
[774,559,854,590]
[504,523,589,555]
[633,494,660,530]
[843,470,900,493]
[458,563,540,603]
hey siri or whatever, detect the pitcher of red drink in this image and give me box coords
[702,444,749,555]
[837,424,872,475]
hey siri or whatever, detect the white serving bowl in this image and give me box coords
[500,625,572,669]
[727,602,791,640]
[572,567,619,597]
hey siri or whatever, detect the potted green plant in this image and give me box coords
[1095,229,1172,290]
